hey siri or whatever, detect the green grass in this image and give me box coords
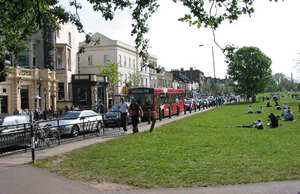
[35,97,300,188]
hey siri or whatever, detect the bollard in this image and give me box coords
[30,113,35,164]
[189,105,192,114]
[148,109,151,124]
[184,106,186,115]
[169,106,172,119]
[150,118,156,133]
[159,109,162,121]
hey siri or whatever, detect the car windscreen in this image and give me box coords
[129,94,153,108]
[109,105,120,112]
[185,100,192,104]
[63,111,81,119]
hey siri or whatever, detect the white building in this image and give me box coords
[78,33,159,98]
[55,23,78,104]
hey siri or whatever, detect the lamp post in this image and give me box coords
[199,44,217,96]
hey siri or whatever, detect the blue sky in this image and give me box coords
[60,0,300,81]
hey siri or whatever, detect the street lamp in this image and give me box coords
[199,44,217,96]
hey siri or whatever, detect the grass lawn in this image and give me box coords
[35,96,300,188]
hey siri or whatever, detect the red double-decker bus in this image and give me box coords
[128,88,184,120]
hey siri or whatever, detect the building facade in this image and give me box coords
[0,23,78,115]
[78,33,138,98]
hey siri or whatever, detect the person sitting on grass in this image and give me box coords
[237,120,264,130]
[284,109,296,121]
[248,105,253,114]
[282,106,288,117]
[266,101,271,107]
[275,101,281,110]
[255,106,264,114]
[267,113,279,128]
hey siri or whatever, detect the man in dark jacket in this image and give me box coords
[129,98,144,133]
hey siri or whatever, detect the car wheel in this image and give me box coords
[96,122,104,136]
[71,125,79,137]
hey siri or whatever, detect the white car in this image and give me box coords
[45,110,103,137]
[0,115,30,133]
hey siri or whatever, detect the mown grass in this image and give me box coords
[35,96,300,188]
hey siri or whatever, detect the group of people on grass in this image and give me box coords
[241,100,296,130]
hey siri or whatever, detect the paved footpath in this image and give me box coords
[1,107,300,194]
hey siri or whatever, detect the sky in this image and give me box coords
[60,0,300,80]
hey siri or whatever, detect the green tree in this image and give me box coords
[127,72,142,87]
[0,0,283,79]
[227,46,272,102]
[97,61,120,104]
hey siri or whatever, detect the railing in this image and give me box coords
[0,115,104,157]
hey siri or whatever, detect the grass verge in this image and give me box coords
[35,97,300,188]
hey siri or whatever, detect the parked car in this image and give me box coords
[45,110,103,137]
[103,104,130,128]
[184,99,197,111]
[0,115,30,133]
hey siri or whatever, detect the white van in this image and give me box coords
[0,115,30,133]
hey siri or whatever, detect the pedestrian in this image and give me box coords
[96,100,104,114]
[129,98,144,133]
[118,98,128,132]
[13,108,19,115]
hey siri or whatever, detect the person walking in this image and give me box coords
[129,98,143,133]
[118,98,128,132]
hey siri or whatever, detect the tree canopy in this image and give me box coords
[0,0,283,79]
[227,46,272,101]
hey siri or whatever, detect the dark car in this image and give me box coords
[103,104,131,128]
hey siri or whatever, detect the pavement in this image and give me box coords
[1,107,300,194]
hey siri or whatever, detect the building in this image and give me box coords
[78,33,158,105]
[157,70,173,88]
[55,23,78,108]
[78,33,138,100]
[0,23,78,115]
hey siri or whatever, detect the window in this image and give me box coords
[118,55,122,66]
[56,47,63,69]
[58,83,65,100]
[32,44,37,68]
[104,55,109,65]
[88,56,93,66]
[68,32,71,45]
[129,58,131,68]
[56,30,60,38]
[68,83,72,100]
[124,56,127,67]
[133,59,136,70]
[67,48,71,71]
[3,88,6,93]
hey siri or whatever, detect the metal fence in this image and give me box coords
[0,116,105,157]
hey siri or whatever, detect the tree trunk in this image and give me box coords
[252,95,256,103]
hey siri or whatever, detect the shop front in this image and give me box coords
[0,67,57,115]
[72,74,108,111]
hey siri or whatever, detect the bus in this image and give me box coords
[128,88,185,120]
